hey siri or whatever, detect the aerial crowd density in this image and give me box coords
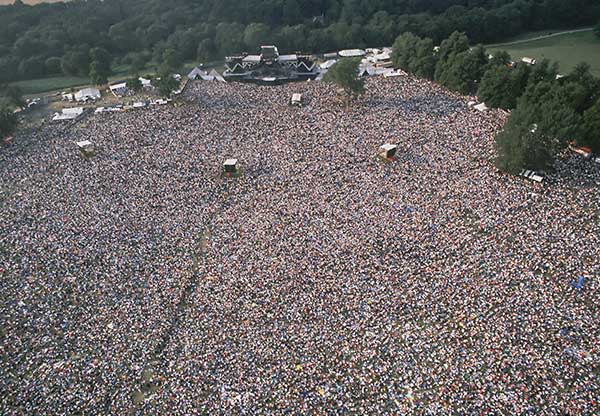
[1,75,599,415]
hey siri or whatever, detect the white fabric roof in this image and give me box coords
[76,140,93,148]
[187,67,206,79]
[75,88,100,101]
[474,103,488,112]
[63,107,84,115]
[320,59,337,69]
[279,54,298,62]
[209,69,226,82]
[339,49,365,57]
[243,55,261,63]
[110,82,127,91]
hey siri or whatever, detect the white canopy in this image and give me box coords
[75,88,100,102]
[474,103,488,112]
[224,158,238,167]
[339,49,365,57]
[76,140,93,148]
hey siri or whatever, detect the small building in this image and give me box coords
[75,140,95,157]
[473,102,488,112]
[109,82,128,97]
[291,93,303,106]
[379,144,397,160]
[519,169,544,183]
[62,93,74,102]
[75,87,101,102]
[521,57,536,65]
[223,158,239,174]
[139,77,152,88]
[52,107,85,121]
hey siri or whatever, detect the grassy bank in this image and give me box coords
[488,30,600,77]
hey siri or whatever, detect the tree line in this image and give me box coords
[0,0,599,84]
[391,30,600,173]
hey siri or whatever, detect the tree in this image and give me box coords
[581,98,600,152]
[197,38,216,62]
[215,22,245,55]
[126,77,143,93]
[391,32,436,80]
[0,85,24,108]
[434,31,473,92]
[18,56,46,79]
[0,107,18,140]
[89,47,111,85]
[154,74,179,97]
[488,50,511,68]
[324,58,365,107]
[243,23,270,51]
[478,65,515,109]
[283,0,302,25]
[45,57,62,74]
[563,62,600,114]
[159,48,181,75]
[478,62,532,110]
[495,82,582,172]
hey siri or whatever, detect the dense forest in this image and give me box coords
[0,0,599,83]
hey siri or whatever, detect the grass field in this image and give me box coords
[11,61,206,97]
[488,30,600,77]
[10,76,91,95]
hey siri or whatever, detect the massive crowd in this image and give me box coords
[1,74,599,415]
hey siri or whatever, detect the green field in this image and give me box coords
[10,61,208,97]
[10,76,91,95]
[488,30,600,77]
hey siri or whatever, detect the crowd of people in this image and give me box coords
[1,74,598,415]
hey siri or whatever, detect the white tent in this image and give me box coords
[519,169,543,183]
[383,69,405,78]
[109,82,128,96]
[188,67,207,80]
[521,57,536,65]
[75,140,93,149]
[75,88,101,102]
[291,93,302,106]
[339,49,365,58]
[319,59,337,70]
[474,102,488,112]
[139,77,152,88]
[52,107,84,121]
[209,69,226,82]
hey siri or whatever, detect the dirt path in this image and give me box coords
[488,27,593,47]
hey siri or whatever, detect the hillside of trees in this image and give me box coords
[1,0,599,84]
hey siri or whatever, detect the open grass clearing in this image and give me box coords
[488,30,600,77]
